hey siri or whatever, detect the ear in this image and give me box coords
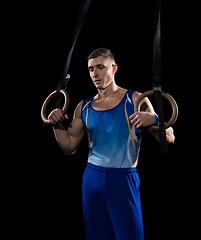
[112,64,118,74]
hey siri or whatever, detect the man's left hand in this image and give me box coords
[129,112,156,129]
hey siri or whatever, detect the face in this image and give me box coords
[88,56,118,90]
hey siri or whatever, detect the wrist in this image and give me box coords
[154,113,159,126]
[52,122,65,130]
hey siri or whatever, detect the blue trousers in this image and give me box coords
[82,163,144,240]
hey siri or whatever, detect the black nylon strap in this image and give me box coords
[152,0,168,153]
[153,90,168,153]
[56,0,92,93]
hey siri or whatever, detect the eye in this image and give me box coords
[98,65,104,69]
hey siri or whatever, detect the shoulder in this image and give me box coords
[131,91,141,106]
[132,91,141,102]
[75,97,93,118]
[118,87,128,96]
[74,100,84,118]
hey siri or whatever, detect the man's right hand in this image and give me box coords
[48,101,85,155]
[48,108,68,125]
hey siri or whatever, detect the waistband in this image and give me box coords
[87,163,137,173]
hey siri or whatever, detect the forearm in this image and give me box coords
[132,92,175,144]
[48,104,85,154]
[52,123,75,154]
[148,127,175,144]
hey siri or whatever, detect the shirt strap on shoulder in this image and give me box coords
[82,97,93,112]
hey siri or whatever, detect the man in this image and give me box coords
[48,48,175,240]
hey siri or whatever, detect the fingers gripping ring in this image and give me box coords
[135,90,178,131]
[41,89,70,124]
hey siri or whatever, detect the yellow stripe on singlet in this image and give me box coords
[124,94,138,167]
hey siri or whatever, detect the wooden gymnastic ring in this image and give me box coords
[135,90,178,131]
[41,89,70,124]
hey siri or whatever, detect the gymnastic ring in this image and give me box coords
[135,90,178,131]
[41,89,70,124]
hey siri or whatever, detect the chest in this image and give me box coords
[91,96,124,111]
[85,97,135,136]
[86,107,127,140]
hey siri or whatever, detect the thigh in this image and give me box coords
[106,171,144,240]
[82,166,115,240]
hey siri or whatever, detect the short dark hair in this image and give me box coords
[87,48,116,62]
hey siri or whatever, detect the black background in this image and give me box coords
[7,1,190,239]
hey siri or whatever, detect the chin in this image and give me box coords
[96,84,104,90]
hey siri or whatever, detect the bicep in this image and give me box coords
[68,117,85,142]
[140,97,155,114]
[133,92,155,113]
[67,101,85,152]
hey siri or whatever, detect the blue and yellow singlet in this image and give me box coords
[81,90,142,168]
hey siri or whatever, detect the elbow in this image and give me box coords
[166,134,175,144]
[63,148,77,155]
[166,127,175,144]
[166,135,175,144]
[58,141,77,155]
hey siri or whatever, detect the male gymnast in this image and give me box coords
[48,48,175,240]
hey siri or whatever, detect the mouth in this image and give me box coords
[94,79,101,84]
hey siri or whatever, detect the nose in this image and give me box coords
[93,69,98,78]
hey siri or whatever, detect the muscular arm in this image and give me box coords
[48,101,85,154]
[130,92,175,144]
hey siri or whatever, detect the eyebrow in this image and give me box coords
[88,64,105,70]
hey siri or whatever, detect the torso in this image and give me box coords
[81,89,142,168]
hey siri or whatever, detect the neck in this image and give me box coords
[97,81,119,99]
